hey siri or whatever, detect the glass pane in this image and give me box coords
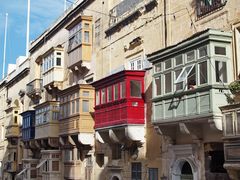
[175,69,183,91]
[199,61,208,84]
[107,86,113,102]
[175,65,195,84]
[187,50,195,62]
[215,61,227,83]
[215,46,226,55]
[130,80,141,97]
[96,91,100,105]
[187,66,196,89]
[165,59,172,69]
[72,101,75,114]
[165,72,172,93]
[83,91,89,97]
[76,100,79,113]
[82,100,89,112]
[120,82,126,99]
[84,31,90,43]
[155,63,161,73]
[199,46,207,58]
[114,84,119,100]
[155,77,161,96]
[225,114,234,135]
[56,58,61,66]
[101,89,106,104]
[175,55,183,66]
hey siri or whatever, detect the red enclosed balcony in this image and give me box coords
[93,70,145,130]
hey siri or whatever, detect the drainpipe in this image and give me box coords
[164,0,167,47]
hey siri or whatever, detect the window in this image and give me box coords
[199,46,208,58]
[225,113,234,135]
[95,18,101,45]
[129,56,143,70]
[68,22,82,51]
[215,61,227,83]
[112,144,121,160]
[175,69,183,91]
[175,65,195,84]
[101,89,106,104]
[199,61,208,84]
[82,100,89,112]
[155,63,161,73]
[155,77,161,96]
[65,149,73,161]
[96,91,100,105]
[84,31,90,43]
[130,80,141,97]
[149,168,158,180]
[165,72,172,93]
[107,86,113,102]
[132,162,141,180]
[165,59,172,69]
[114,84,119,100]
[186,50,195,62]
[120,82,126,99]
[52,161,59,171]
[197,0,227,17]
[175,55,183,66]
[215,46,226,55]
[56,58,61,66]
[83,91,89,97]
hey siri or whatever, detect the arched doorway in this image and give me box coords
[110,174,121,180]
[181,161,193,180]
[171,159,197,180]
[112,176,120,180]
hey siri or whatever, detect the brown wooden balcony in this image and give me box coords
[5,125,19,138]
[35,101,59,140]
[59,84,94,136]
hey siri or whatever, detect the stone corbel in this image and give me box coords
[179,123,202,140]
[208,116,222,131]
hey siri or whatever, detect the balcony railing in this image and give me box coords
[26,79,42,97]
[197,0,227,18]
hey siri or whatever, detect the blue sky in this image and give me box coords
[0,0,71,78]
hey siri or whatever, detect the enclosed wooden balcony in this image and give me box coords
[93,70,145,144]
[26,79,42,98]
[66,16,92,71]
[59,84,94,135]
[5,125,19,138]
[34,101,59,147]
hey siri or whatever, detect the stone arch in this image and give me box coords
[110,174,121,180]
[171,158,198,180]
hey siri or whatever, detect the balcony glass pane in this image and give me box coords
[199,61,208,84]
[199,46,207,58]
[165,72,172,93]
[215,61,227,83]
[101,89,106,104]
[175,55,183,66]
[120,81,126,99]
[186,50,195,62]
[114,84,119,100]
[225,114,234,135]
[175,69,183,91]
[82,100,89,112]
[107,86,113,102]
[155,77,161,96]
[130,80,141,97]
[96,91,100,105]
[165,59,172,70]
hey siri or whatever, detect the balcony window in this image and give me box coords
[215,46,226,55]
[132,162,141,180]
[84,31,90,43]
[199,46,208,58]
[107,86,113,102]
[175,55,183,66]
[224,113,234,136]
[68,22,82,51]
[175,69,183,91]
[82,100,89,112]
[56,58,61,66]
[186,50,195,62]
[155,63,161,73]
[130,80,141,97]
[215,61,227,83]
[96,91,100,105]
[114,84,119,100]
[101,89,106,104]
[165,59,172,70]
[129,56,143,70]
[64,149,73,162]
[95,18,101,45]
[199,61,208,84]
[165,72,172,93]
[155,77,161,96]
[175,64,195,85]
[120,82,126,99]
[149,168,158,180]
[197,0,227,18]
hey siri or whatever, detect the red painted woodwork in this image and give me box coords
[93,70,145,129]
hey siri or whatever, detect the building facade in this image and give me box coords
[0,0,240,180]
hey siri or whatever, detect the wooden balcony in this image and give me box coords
[59,84,94,136]
[5,125,19,138]
[34,101,60,140]
[93,70,145,129]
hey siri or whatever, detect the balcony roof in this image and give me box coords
[92,70,145,89]
[34,101,59,109]
[147,29,232,64]
[58,83,94,97]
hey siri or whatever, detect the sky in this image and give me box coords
[0,0,72,79]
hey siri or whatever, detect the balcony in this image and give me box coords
[66,16,92,71]
[59,84,94,145]
[21,110,35,141]
[197,0,227,18]
[92,70,145,143]
[147,29,232,140]
[5,125,19,138]
[26,79,42,98]
[34,101,59,147]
